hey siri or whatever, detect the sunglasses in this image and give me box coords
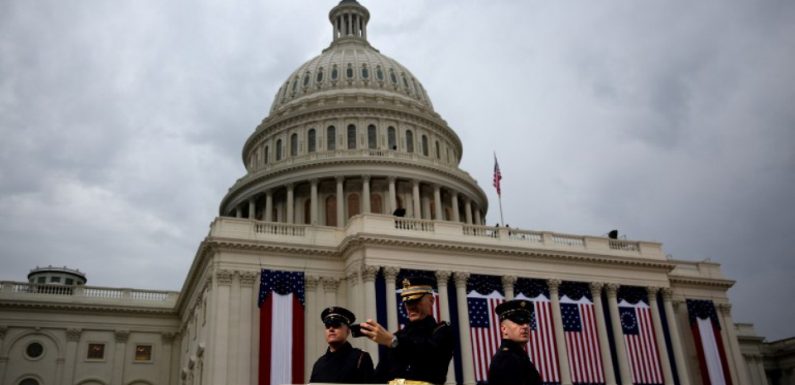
[324,320,346,329]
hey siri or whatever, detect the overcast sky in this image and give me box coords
[1,0,793,340]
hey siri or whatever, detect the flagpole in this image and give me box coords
[493,151,505,226]
[498,193,504,226]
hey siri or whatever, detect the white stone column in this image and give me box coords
[112,330,129,385]
[310,179,318,225]
[384,267,400,332]
[474,207,482,225]
[362,266,379,359]
[362,175,371,214]
[248,198,256,220]
[661,289,690,385]
[323,277,340,308]
[589,283,617,385]
[454,272,476,385]
[422,195,431,220]
[718,303,751,385]
[212,270,233,385]
[388,177,397,214]
[548,279,573,385]
[62,328,81,385]
[464,199,473,224]
[227,273,241,385]
[0,325,7,382]
[412,180,421,219]
[286,183,294,224]
[238,272,257,385]
[336,177,345,227]
[606,284,632,385]
[236,206,242,218]
[304,275,320,380]
[746,354,760,384]
[647,287,674,385]
[160,332,175,385]
[756,355,770,385]
[435,270,455,385]
[265,190,273,222]
[451,192,460,222]
[433,185,443,220]
[346,270,364,350]
[502,275,516,300]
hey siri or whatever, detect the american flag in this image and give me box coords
[687,299,732,385]
[618,300,662,385]
[493,153,502,196]
[516,293,561,384]
[467,291,504,382]
[258,270,305,385]
[561,295,604,384]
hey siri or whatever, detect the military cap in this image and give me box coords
[400,276,434,302]
[321,306,356,326]
[495,299,533,324]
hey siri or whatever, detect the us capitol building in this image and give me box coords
[1,1,791,385]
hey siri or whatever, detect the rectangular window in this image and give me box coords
[50,276,61,283]
[87,343,105,360]
[135,345,153,362]
[37,277,46,284]
[65,278,74,285]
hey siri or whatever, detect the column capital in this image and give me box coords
[717,303,732,314]
[411,179,420,187]
[305,275,321,290]
[383,267,400,280]
[502,275,517,287]
[322,277,340,292]
[361,265,379,282]
[0,324,7,339]
[661,287,674,300]
[547,278,562,291]
[215,269,234,286]
[432,183,440,191]
[336,175,345,183]
[265,188,273,196]
[362,175,371,182]
[286,182,295,190]
[435,270,452,285]
[646,286,660,297]
[66,328,82,342]
[239,271,259,287]
[589,281,605,296]
[453,272,470,287]
[387,176,397,183]
[605,283,620,296]
[161,331,178,343]
[115,329,130,343]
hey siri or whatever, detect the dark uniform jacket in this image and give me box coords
[310,342,374,384]
[487,339,542,385]
[375,316,454,384]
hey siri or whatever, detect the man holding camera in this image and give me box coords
[360,276,454,385]
[310,306,374,383]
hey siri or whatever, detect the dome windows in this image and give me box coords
[276,139,283,161]
[346,64,354,79]
[327,126,336,150]
[376,66,384,81]
[405,130,414,153]
[308,129,317,153]
[316,68,324,83]
[303,72,311,87]
[331,65,339,81]
[367,125,377,149]
[389,69,398,85]
[347,124,357,149]
[422,135,429,156]
[290,133,298,156]
[361,64,369,79]
[387,126,396,150]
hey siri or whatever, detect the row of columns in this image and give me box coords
[346,267,700,385]
[233,176,484,227]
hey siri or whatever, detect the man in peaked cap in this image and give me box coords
[309,306,374,384]
[360,276,454,385]
[487,299,542,385]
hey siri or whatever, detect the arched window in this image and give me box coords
[331,65,339,80]
[390,69,398,85]
[316,67,324,83]
[264,146,269,164]
[367,125,377,149]
[290,133,298,156]
[435,141,440,159]
[371,194,383,214]
[346,63,354,79]
[304,199,311,224]
[308,129,316,153]
[327,126,336,150]
[303,72,311,87]
[361,65,369,79]
[388,126,396,150]
[276,139,282,160]
[376,66,384,81]
[326,196,337,227]
[422,135,429,156]
[347,124,357,149]
[406,130,414,153]
[347,193,360,218]
[19,379,40,385]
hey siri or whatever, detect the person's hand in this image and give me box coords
[359,319,394,346]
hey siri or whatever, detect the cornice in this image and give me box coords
[337,234,676,271]
[669,276,735,289]
[0,300,178,316]
[205,237,339,257]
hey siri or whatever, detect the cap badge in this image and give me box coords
[402,278,411,289]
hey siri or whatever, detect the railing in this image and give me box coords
[1,282,176,303]
[609,239,640,252]
[254,222,306,236]
[463,225,497,238]
[394,218,434,232]
[550,234,585,247]
[508,229,544,243]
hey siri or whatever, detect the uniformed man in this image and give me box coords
[360,276,454,385]
[309,306,375,384]
[487,299,542,385]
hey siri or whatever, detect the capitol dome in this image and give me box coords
[220,0,488,227]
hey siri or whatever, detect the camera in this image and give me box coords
[350,324,365,338]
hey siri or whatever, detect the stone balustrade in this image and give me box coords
[0,281,178,307]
